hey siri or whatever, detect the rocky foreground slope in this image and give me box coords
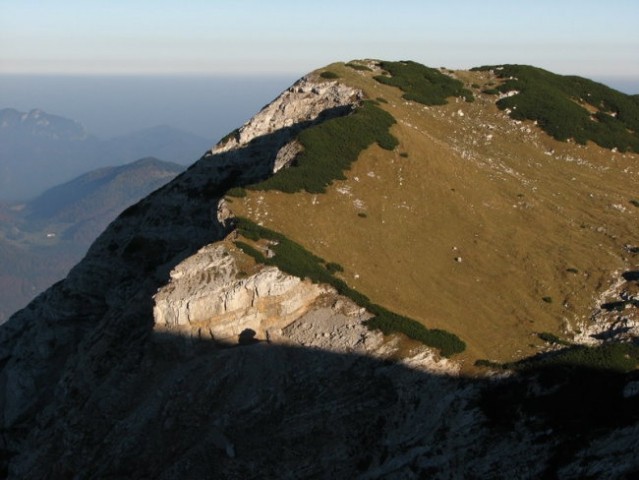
[1,62,638,478]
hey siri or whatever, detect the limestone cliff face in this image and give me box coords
[152,243,331,343]
[0,71,637,479]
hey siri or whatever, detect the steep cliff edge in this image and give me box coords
[0,75,368,470]
[1,62,638,479]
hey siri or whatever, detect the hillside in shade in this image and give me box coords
[0,157,184,323]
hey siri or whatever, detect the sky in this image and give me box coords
[0,0,638,141]
[1,0,638,80]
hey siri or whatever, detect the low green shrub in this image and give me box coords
[234,241,266,263]
[249,101,398,193]
[475,359,504,369]
[365,309,466,357]
[325,262,344,273]
[320,71,339,79]
[346,62,372,72]
[472,64,639,152]
[226,187,247,198]
[510,342,639,374]
[630,199,639,207]
[374,61,474,104]
[538,332,572,346]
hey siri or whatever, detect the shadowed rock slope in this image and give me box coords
[0,157,185,324]
[0,63,638,478]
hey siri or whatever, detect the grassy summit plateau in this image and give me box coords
[226,60,639,371]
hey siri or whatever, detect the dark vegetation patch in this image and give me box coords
[373,61,474,104]
[234,241,265,263]
[510,342,639,374]
[481,88,500,95]
[476,340,639,375]
[249,101,398,193]
[366,312,466,357]
[320,71,340,79]
[345,62,372,72]
[226,187,247,198]
[234,218,466,356]
[325,262,344,274]
[601,300,628,312]
[538,332,572,346]
[472,64,639,152]
[542,296,553,304]
[630,199,639,208]
[474,359,502,369]
[623,270,639,281]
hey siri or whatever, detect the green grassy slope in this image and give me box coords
[226,60,639,370]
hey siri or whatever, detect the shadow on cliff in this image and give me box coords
[3,327,639,479]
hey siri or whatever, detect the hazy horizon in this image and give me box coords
[0,73,300,141]
[1,71,637,145]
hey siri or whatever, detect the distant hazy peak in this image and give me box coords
[0,106,88,141]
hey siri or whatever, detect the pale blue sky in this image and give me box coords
[1,0,638,79]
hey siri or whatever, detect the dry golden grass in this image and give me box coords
[229,61,639,370]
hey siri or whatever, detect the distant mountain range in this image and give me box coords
[0,157,184,323]
[0,108,210,201]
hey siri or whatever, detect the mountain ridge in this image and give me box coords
[0,60,637,478]
[227,60,639,365]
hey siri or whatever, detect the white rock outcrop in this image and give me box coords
[153,244,332,343]
[214,77,362,158]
